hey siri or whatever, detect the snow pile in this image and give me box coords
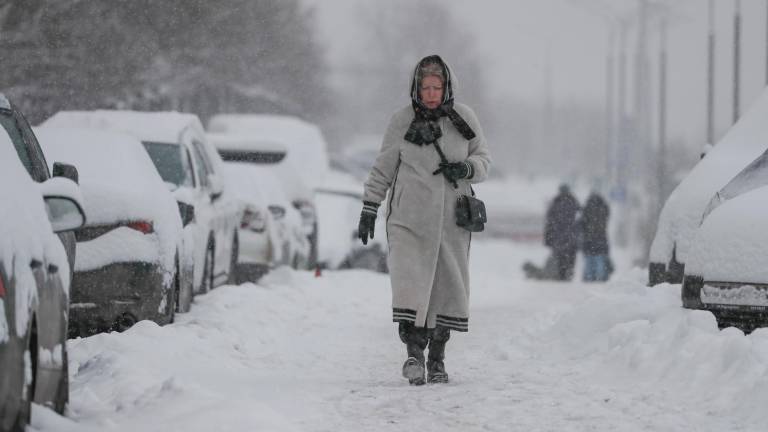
[650,87,768,264]
[29,240,768,430]
[35,127,181,273]
[539,281,768,424]
[686,185,768,282]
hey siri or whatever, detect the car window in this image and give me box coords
[183,147,197,187]
[142,141,195,188]
[14,109,50,182]
[0,110,39,179]
[192,140,216,174]
[190,143,211,188]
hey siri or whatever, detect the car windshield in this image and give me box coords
[142,141,193,188]
[702,148,768,220]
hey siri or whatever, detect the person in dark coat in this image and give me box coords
[579,191,612,282]
[544,184,580,281]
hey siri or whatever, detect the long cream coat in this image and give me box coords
[364,103,491,331]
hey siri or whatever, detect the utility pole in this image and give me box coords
[658,19,668,202]
[606,27,615,183]
[707,0,715,144]
[734,0,742,124]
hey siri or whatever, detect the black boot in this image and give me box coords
[427,326,450,384]
[399,322,428,385]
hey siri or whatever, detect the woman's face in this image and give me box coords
[419,75,444,109]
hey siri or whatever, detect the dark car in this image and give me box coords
[36,126,187,337]
[0,95,85,431]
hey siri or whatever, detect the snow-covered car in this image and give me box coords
[223,161,309,273]
[316,169,387,272]
[648,88,768,285]
[0,105,85,430]
[222,163,276,282]
[681,150,768,331]
[42,110,241,295]
[207,115,330,268]
[36,127,186,337]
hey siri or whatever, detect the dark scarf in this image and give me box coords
[403,55,476,146]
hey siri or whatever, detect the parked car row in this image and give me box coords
[0,94,388,430]
[649,88,768,332]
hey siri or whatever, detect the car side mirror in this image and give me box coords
[177,201,195,227]
[39,177,86,233]
[52,162,79,184]
[209,174,224,201]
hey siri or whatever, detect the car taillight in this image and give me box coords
[126,221,154,234]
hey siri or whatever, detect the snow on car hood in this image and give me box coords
[686,185,768,283]
[0,131,69,339]
[650,87,768,264]
[35,127,182,273]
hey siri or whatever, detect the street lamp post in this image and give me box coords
[707,0,715,145]
[734,0,742,124]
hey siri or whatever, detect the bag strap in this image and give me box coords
[431,140,460,191]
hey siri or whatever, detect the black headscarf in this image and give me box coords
[403,55,476,146]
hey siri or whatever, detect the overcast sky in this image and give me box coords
[306,0,768,147]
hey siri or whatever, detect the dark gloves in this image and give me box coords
[358,201,379,245]
[433,161,473,186]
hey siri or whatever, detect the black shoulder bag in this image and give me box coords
[432,141,487,232]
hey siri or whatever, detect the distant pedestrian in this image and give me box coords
[544,184,580,281]
[579,191,612,282]
[357,55,491,385]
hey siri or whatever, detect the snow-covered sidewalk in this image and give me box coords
[32,240,768,431]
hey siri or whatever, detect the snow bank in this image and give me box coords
[33,241,768,430]
[538,281,768,424]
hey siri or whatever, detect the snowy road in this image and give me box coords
[33,240,768,432]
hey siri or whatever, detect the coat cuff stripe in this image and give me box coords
[393,308,418,315]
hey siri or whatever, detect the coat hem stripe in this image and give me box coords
[435,321,468,332]
[436,314,468,323]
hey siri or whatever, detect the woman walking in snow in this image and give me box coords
[358,55,492,385]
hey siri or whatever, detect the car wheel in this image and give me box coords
[53,345,69,414]
[306,221,319,270]
[202,242,215,293]
[648,262,666,286]
[169,266,179,323]
[227,233,239,285]
[113,313,137,332]
[15,322,37,432]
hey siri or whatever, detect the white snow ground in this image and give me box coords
[30,240,768,432]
